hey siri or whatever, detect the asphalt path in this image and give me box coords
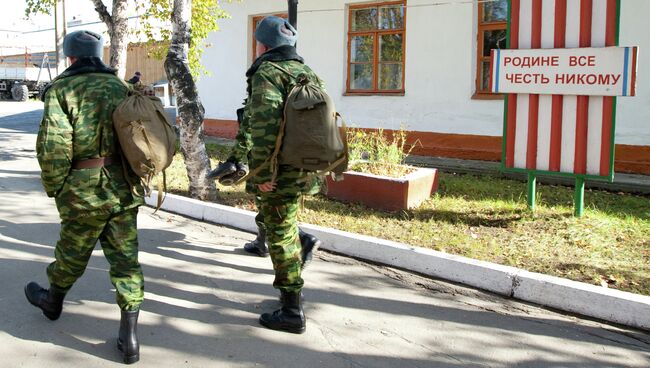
[1,100,649,367]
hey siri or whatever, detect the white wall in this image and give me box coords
[196,0,254,119]
[198,0,648,146]
[617,0,650,146]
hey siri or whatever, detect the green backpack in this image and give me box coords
[246,62,348,184]
[112,88,177,204]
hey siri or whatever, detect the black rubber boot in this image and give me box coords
[117,309,140,364]
[299,230,322,269]
[260,291,305,334]
[24,282,66,321]
[244,226,268,257]
[207,161,237,180]
[235,162,249,177]
[279,291,304,304]
[219,163,249,186]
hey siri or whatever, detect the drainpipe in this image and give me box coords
[288,0,298,29]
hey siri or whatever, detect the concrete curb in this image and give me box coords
[146,192,650,331]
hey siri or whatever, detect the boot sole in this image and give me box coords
[244,249,269,257]
[117,339,140,364]
[123,354,140,364]
[259,318,306,334]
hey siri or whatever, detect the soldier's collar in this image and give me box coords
[246,45,304,78]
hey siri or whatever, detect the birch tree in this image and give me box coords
[163,0,216,200]
[90,0,129,78]
[137,0,228,200]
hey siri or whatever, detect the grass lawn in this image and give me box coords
[164,143,650,296]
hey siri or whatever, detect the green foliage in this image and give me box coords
[25,0,56,17]
[136,2,173,59]
[24,0,230,78]
[346,127,416,177]
[347,127,408,164]
[189,0,229,77]
[138,0,230,78]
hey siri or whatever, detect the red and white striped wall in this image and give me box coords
[504,0,619,177]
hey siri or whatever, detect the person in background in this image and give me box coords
[127,71,142,85]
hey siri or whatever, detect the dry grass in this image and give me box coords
[164,143,650,296]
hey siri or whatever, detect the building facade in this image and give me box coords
[197,0,649,174]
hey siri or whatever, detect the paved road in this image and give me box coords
[1,101,649,367]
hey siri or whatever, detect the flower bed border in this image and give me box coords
[325,167,439,211]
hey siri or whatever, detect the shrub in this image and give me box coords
[346,127,417,178]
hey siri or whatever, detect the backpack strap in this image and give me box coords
[267,62,294,78]
[326,112,349,173]
[234,62,298,186]
[231,89,293,186]
[234,62,339,187]
[269,62,323,86]
[153,171,166,213]
[269,80,306,183]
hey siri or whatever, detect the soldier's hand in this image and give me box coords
[257,182,276,192]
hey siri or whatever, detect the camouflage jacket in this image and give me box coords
[232,48,323,195]
[37,66,143,219]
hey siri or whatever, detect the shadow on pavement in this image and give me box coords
[0,108,42,134]
[0,216,648,367]
[0,132,38,163]
[0,169,46,197]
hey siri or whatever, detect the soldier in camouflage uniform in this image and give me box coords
[225,16,322,334]
[24,30,143,364]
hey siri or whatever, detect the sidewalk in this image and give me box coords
[146,190,650,329]
[1,101,649,367]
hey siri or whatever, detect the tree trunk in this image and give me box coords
[91,0,128,78]
[165,0,217,201]
[109,0,129,78]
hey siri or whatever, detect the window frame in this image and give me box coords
[474,1,507,100]
[346,0,407,95]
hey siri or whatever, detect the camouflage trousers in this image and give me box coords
[258,192,303,293]
[47,207,144,311]
[254,196,265,231]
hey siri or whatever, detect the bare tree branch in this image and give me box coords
[90,0,112,26]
